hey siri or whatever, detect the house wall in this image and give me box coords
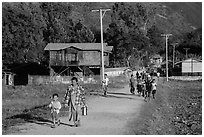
[104,53,110,67]
[2,73,14,86]
[182,60,202,73]
[105,70,124,77]
[50,49,110,67]
[77,50,110,66]
[80,51,100,66]
[28,75,101,85]
[50,49,79,66]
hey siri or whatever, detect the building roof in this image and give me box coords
[2,69,16,75]
[175,58,202,65]
[44,43,113,52]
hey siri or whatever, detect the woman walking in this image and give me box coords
[64,77,85,127]
[129,74,136,95]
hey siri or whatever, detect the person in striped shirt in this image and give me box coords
[64,77,85,127]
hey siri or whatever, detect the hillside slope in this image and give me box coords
[69,2,202,31]
[163,2,202,29]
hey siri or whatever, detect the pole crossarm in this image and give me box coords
[102,9,111,18]
[92,9,111,18]
[161,34,172,37]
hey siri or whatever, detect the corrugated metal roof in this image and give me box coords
[44,43,113,52]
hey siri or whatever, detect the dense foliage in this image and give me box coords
[2,2,95,65]
[2,2,202,67]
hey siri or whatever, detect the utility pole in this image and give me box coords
[172,43,178,68]
[161,34,172,82]
[184,48,190,59]
[92,9,111,81]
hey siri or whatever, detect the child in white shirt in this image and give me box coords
[151,79,157,99]
[102,74,109,96]
[48,93,62,128]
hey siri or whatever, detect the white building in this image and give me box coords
[175,58,202,76]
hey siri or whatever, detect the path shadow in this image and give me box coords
[103,94,135,100]
[8,113,52,127]
[90,92,140,100]
[108,92,134,96]
[6,103,74,128]
[7,113,73,127]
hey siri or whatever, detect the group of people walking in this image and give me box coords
[48,77,86,128]
[48,74,110,129]
[129,71,157,102]
[47,72,157,129]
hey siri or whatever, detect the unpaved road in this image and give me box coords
[10,85,145,135]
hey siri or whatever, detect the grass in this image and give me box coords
[130,78,202,135]
[2,75,128,135]
[167,80,202,135]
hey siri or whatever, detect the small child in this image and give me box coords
[48,93,62,128]
[102,74,109,96]
[151,79,157,99]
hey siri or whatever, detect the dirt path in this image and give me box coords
[10,85,145,135]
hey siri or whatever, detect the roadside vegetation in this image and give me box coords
[2,75,128,135]
[130,78,202,135]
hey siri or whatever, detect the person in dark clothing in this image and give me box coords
[129,74,136,94]
[142,71,146,80]
[136,71,139,79]
[137,76,144,96]
[144,75,152,102]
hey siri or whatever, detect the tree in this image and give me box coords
[106,3,155,67]
[177,28,202,58]
[2,2,47,64]
[2,2,96,66]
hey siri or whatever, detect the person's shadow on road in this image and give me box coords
[6,105,73,128]
[90,91,141,100]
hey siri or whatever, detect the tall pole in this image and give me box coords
[172,43,178,68]
[92,9,111,81]
[161,34,172,81]
[173,44,175,68]
[100,9,105,81]
[184,48,190,59]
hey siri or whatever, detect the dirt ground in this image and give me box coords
[7,77,201,135]
[9,84,145,135]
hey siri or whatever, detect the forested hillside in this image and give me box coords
[2,2,202,68]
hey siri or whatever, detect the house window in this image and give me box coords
[50,52,55,59]
[71,54,77,61]
[66,53,77,62]
[55,51,62,60]
[58,52,62,60]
